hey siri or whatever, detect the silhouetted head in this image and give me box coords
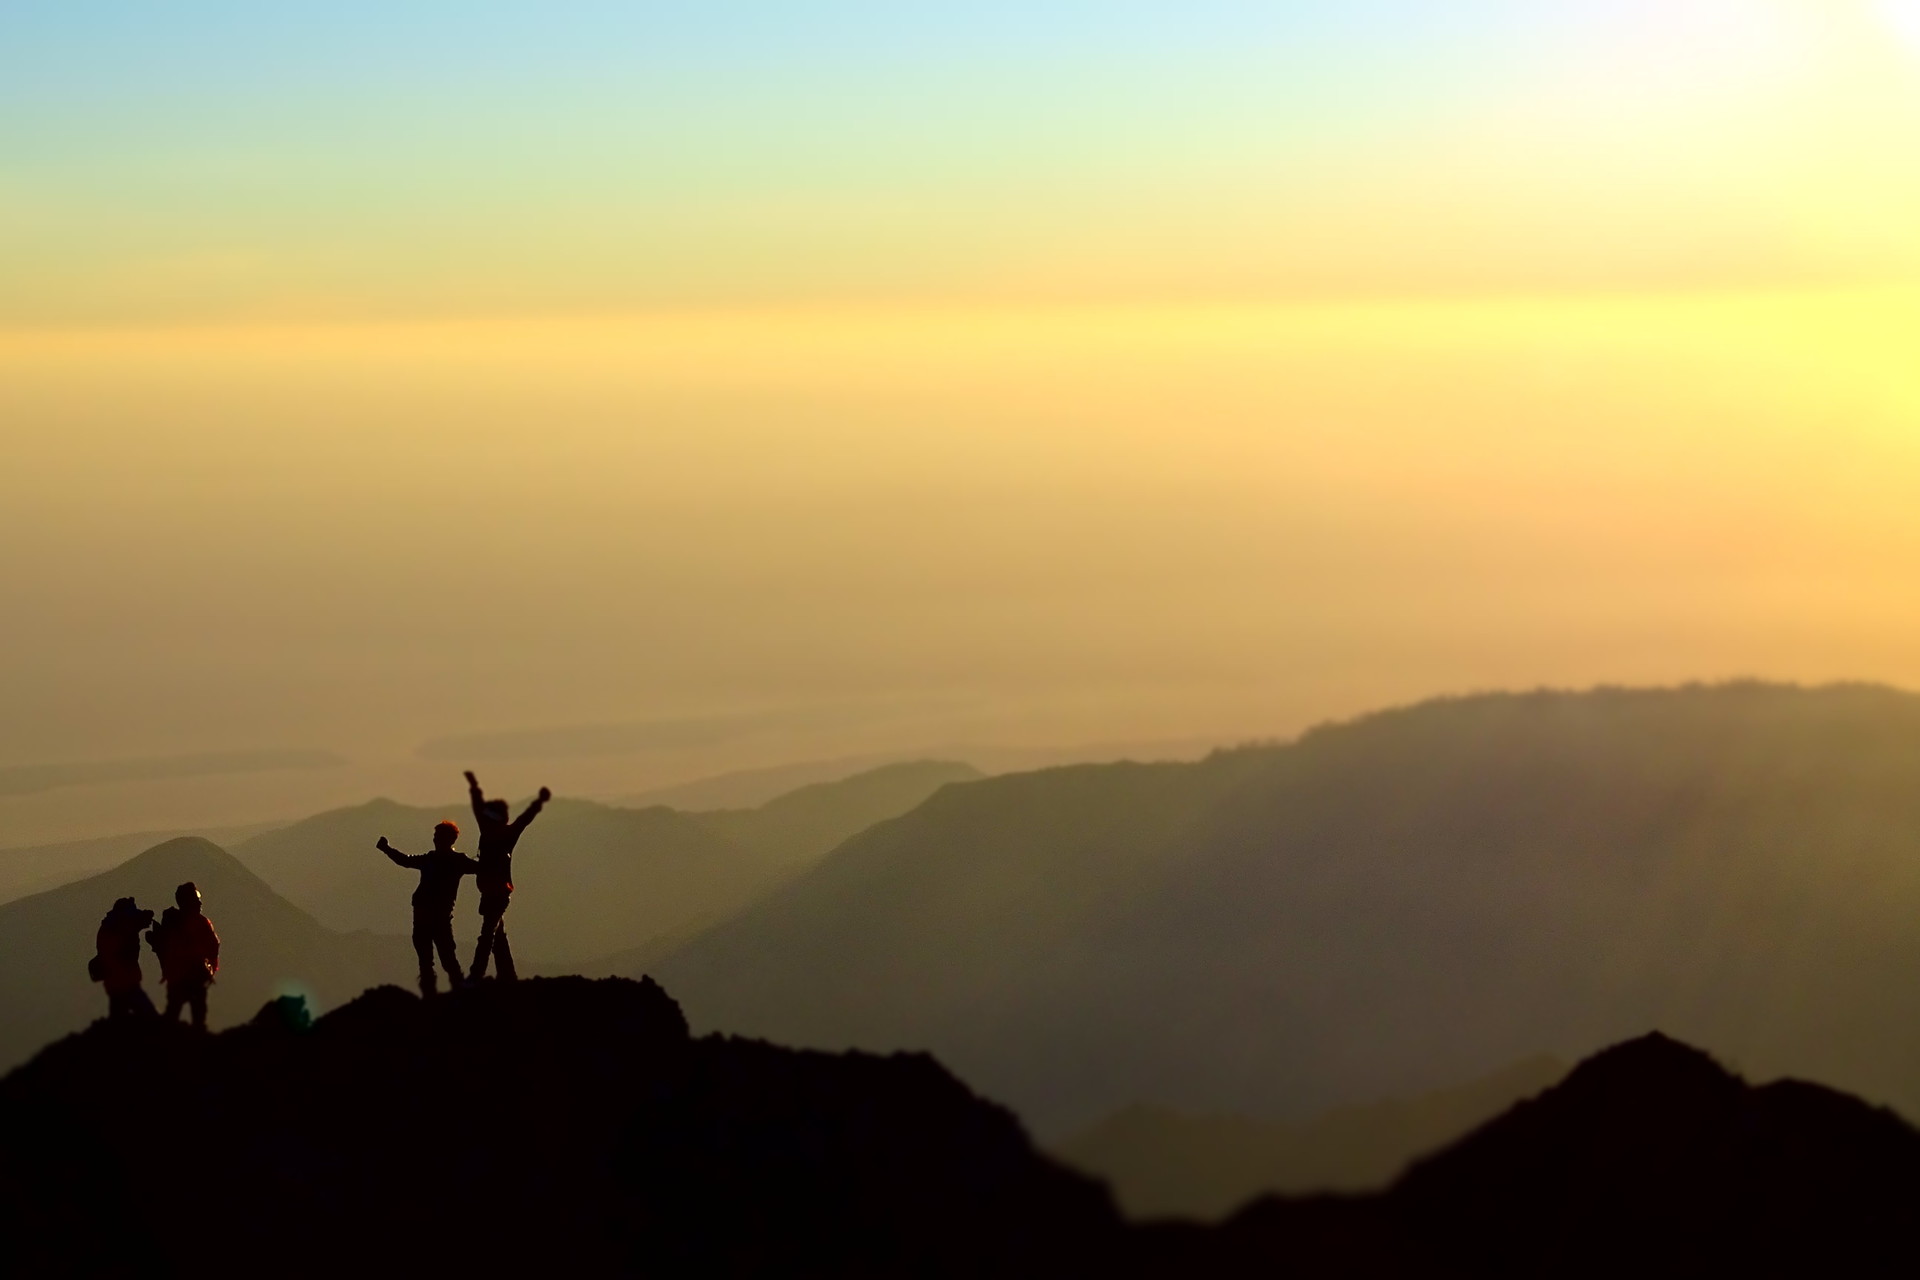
[484,798,510,822]
[175,882,202,912]
[433,820,460,850]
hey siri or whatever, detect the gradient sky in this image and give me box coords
[8,2,1920,320]
[6,3,1920,842]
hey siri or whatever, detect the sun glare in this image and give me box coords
[1881,0,1920,52]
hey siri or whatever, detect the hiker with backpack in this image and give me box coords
[92,897,158,1019]
[147,882,221,1029]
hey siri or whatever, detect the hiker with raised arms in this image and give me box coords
[378,821,478,996]
[464,771,550,983]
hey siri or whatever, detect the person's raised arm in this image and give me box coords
[465,770,487,822]
[512,786,553,834]
[376,836,422,869]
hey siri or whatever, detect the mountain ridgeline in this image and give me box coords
[14,683,1920,1221]
[655,683,1920,1135]
[231,760,980,964]
[0,763,980,1073]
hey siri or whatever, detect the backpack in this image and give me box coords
[147,911,176,968]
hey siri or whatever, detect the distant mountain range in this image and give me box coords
[230,761,980,964]
[608,743,1210,811]
[0,761,982,1071]
[0,820,285,906]
[654,683,1920,1135]
[16,680,1920,1210]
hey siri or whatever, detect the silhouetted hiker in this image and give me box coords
[464,771,550,982]
[379,822,478,996]
[148,882,221,1029]
[91,897,157,1019]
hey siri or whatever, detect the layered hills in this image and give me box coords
[655,683,1920,1135]
[0,821,286,907]
[232,760,978,964]
[1058,1054,1567,1219]
[2,983,1914,1277]
[0,837,393,1071]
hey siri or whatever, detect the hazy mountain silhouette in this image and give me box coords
[1058,1055,1566,1219]
[236,798,746,962]
[655,683,1920,1134]
[612,754,938,810]
[609,747,1203,811]
[0,820,287,906]
[0,837,392,1071]
[4,982,1914,1277]
[693,760,984,863]
[232,762,979,965]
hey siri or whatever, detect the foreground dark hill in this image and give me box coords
[3,987,1915,1278]
[234,762,977,964]
[657,683,1920,1134]
[0,838,392,1070]
[0,978,1122,1278]
[1059,1055,1567,1219]
[1206,1035,1920,1277]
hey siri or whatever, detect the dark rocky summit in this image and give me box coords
[0,978,1119,1277]
[3,984,1918,1278]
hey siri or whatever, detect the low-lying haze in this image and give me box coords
[6,297,1920,840]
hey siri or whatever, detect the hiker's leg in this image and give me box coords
[494,921,516,982]
[412,925,438,996]
[471,910,498,980]
[434,915,464,984]
[187,983,208,1030]
[163,985,184,1022]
